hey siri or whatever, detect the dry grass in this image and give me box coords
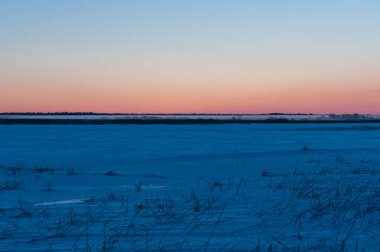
[1,164,379,251]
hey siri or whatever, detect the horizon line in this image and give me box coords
[1,112,378,115]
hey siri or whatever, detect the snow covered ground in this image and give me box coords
[0,123,380,251]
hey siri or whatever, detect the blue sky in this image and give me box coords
[1,0,379,113]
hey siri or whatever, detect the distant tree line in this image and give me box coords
[328,113,370,119]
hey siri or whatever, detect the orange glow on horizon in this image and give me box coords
[1,77,379,114]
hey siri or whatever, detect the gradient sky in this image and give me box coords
[1,0,379,113]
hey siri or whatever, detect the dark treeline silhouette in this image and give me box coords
[1,112,379,125]
[1,118,380,125]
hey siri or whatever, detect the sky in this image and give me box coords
[0,0,379,114]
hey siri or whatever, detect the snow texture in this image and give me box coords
[1,123,380,251]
